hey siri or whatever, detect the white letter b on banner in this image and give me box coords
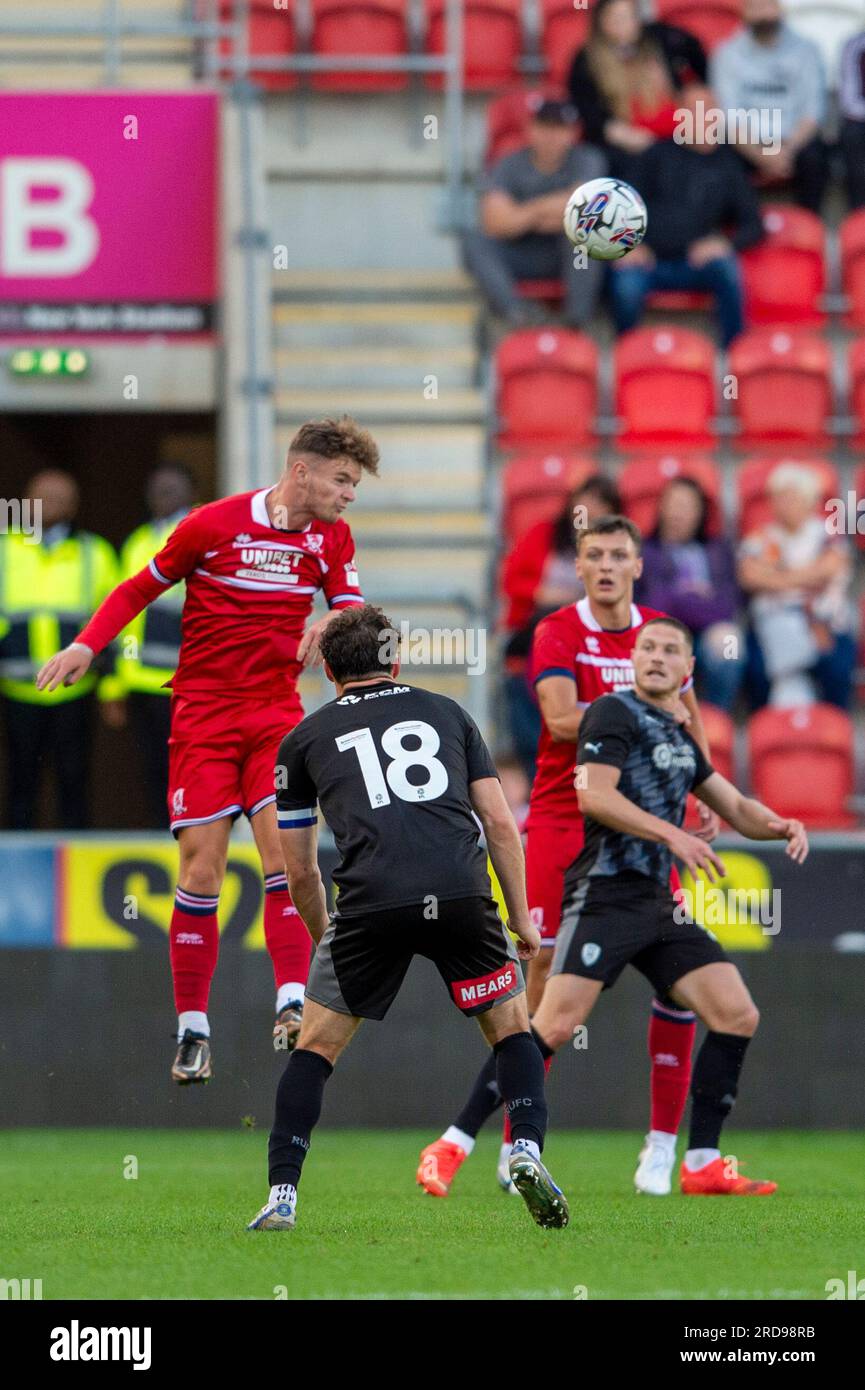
[1,158,99,276]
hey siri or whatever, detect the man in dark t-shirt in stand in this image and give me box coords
[463,96,607,329]
[246,605,569,1233]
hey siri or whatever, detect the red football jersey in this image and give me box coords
[527,596,693,825]
[77,488,364,697]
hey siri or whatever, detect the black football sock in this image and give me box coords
[494,1031,548,1151]
[453,1050,503,1138]
[688,1031,751,1151]
[268,1047,333,1188]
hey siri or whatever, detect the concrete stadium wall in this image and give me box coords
[1,949,862,1131]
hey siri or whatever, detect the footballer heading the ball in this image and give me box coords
[564,176,648,261]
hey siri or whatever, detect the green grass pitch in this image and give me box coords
[3,1129,863,1300]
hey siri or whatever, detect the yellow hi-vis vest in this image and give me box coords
[0,529,123,705]
[116,515,187,696]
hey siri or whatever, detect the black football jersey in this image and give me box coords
[275,680,499,917]
[572,690,714,887]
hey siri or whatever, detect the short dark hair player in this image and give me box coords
[247,605,569,1232]
[531,617,809,1195]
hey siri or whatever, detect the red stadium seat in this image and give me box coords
[618,453,722,536]
[501,452,598,543]
[646,289,712,312]
[310,1,409,91]
[683,703,735,828]
[748,705,856,830]
[613,327,717,449]
[740,205,826,327]
[653,0,743,51]
[517,278,564,301]
[496,328,598,448]
[848,337,865,448]
[425,0,522,91]
[840,210,865,328]
[728,329,832,450]
[539,0,591,85]
[736,455,839,537]
[216,0,297,90]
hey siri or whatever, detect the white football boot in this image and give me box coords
[247,1186,297,1231]
[634,1132,676,1195]
[496,1141,519,1194]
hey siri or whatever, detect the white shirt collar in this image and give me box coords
[250,487,312,533]
[577,595,641,632]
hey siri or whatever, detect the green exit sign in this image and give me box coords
[8,348,90,377]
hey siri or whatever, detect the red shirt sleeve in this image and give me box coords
[75,566,168,655]
[75,509,206,655]
[147,507,207,584]
[529,614,576,687]
[322,524,364,608]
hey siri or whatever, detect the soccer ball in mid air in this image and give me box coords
[563,176,648,261]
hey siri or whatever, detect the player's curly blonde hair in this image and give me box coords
[288,416,380,475]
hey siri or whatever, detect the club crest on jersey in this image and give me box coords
[303,533,324,554]
[585,636,600,653]
[581,942,601,967]
[653,742,695,772]
[235,533,252,544]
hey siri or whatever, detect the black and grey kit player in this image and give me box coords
[247,604,569,1232]
[528,616,809,1195]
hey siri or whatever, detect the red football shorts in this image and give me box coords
[167,691,303,835]
[525,819,585,944]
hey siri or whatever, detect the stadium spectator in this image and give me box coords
[738,464,856,709]
[839,29,865,209]
[117,462,197,827]
[608,84,765,346]
[566,0,707,184]
[636,477,745,712]
[502,475,622,775]
[0,469,121,829]
[462,96,606,328]
[710,0,828,213]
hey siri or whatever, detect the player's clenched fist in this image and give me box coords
[510,920,542,961]
[35,642,93,692]
[664,826,727,884]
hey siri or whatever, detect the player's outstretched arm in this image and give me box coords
[35,565,170,692]
[577,762,728,883]
[694,773,809,864]
[279,824,330,943]
[469,777,539,961]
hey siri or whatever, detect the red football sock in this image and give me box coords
[648,998,697,1135]
[263,872,311,992]
[170,888,220,1014]
[502,1054,553,1143]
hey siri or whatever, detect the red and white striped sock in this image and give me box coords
[264,872,311,1010]
[170,887,219,1029]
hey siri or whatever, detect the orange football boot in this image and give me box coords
[416,1139,468,1197]
[680,1156,777,1195]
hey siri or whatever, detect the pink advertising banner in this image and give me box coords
[0,91,218,334]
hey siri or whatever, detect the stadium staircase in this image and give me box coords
[263,90,499,732]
